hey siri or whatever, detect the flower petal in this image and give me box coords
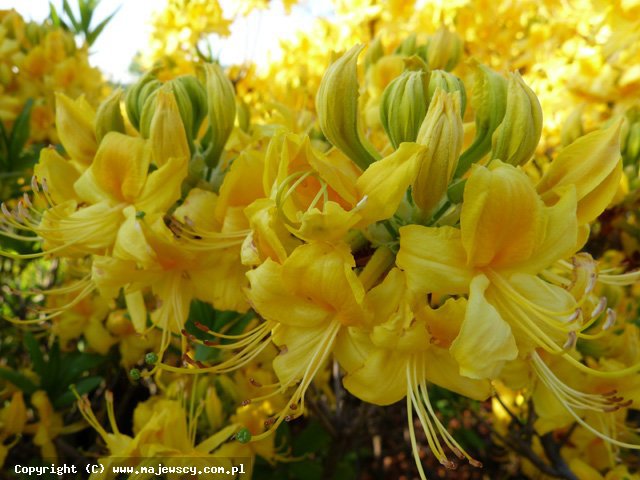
[450,274,518,380]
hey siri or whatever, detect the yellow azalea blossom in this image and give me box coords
[240,242,369,439]
[398,160,582,379]
[78,393,241,479]
[339,268,490,475]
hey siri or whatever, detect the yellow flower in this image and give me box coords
[397,160,580,379]
[243,242,368,439]
[339,268,489,475]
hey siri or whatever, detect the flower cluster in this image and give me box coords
[2,2,640,478]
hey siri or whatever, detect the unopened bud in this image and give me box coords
[490,72,542,166]
[380,59,430,148]
[169,75,208,142]
[95,88,125,143]
[428,70,466,117]
[426,27,463,72]
[394,33,418,57]
[413,89,464,214]
[454,63,507,177]
[148,85,190,166]
[203,63,236,168]
[125,71,161,132]
[364,36,384,70]
[316,44,381,170]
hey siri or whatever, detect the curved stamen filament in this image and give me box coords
[251,320,341,442]
[532,352,639,449]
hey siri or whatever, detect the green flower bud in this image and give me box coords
[394,33,418,57]
[413,89,463,214]
[236,98,251,133]
[490,72,542,166]
[380,60,430,149]
[454,63,507,177]
[144,352,158,365]
[560,105,584,147]
[364,36,384,70]
[169,75,208,142]
[316,44,381,170]
[203,63,236,168]
[426,27,463,72]
[94,88,125,143]
[125,71,161,132]
[236,427,252,444]
[624,121,640,166]
[428,70,467,117]
[622,107,640,167]
[138,88,160,139]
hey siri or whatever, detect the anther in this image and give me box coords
[31,176,40,193]
[241,399,251,406]
[41,178,49,193]
[289,403,298,410]
[562,331,577,350]
[603,309,616,330]
[264,418,276,427]
[469,459,483,468]
[586,273,597,294]
[249,378,262,387]
[194,321,210,333]
[1,203,12,218]
[591,297,607,319]
[355,195,368,210]
[22,193,32,208]
[567,308,582,323]
[279,345,288,355]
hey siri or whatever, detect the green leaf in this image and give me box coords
[53,376,103,408]
[78,0,94,32]
[24,331,46,378]
[0,367,38,395]
[49,2,62,27]
[62,0,81,32]
[292,420,331,456]
[8,98,34,169]
[86,7,120,46]
[58,352,105,387]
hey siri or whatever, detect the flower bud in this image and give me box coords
[426,27,463,72]
[169,74,208,142]
[148,85,190,166]
[94,88,125,143]
[138,88,160,138]
[413,89,464,214]
[454,63,507,177]
[125,71,161,131]
[622,107,640,167]
[380,60,430,149]
[490,72,542,166]
[394,33,418,57]
[203,63,236,168]
[364,36,384,70]
[316,44,380,170]
[54,92,97,165]
[428,70,466,117]
[560,105,584,147]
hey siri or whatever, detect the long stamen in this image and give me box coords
[532,352,639,449]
